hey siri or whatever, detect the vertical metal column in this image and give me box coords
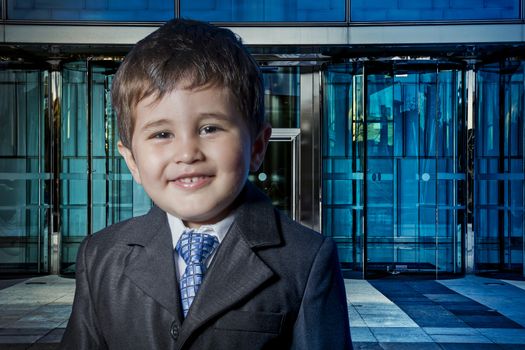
[49,68,62,275]
[362,63,368,279]
[299,66,322,231]
[465,68,476,274]
[87,59,93,236]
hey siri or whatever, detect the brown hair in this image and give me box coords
[112,18,265,148]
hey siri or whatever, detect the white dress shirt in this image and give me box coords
[167,212,236,281]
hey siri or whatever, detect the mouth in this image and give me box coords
[171,175,213,189]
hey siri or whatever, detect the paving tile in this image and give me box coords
[351,342,383,350]
[429,334,492,343]
[35,328,66,344]
[438,344,501,350]
[350,327,377,342]
[424,294,472,303]
[459,315,523,329]
[502,280,525,292]
[398,304,466,328]
[369,327,434,343]
[0,329,51,336]
[379,343,443,350]
[0,334,42,344]
[440,276,525,328]
[363,315,418,328]
[498,345,525,350]
[475,328,525,344]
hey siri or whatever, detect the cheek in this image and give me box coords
[212,140,251,175]
[135,149,168,178]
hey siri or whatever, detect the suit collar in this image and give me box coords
[123,206,184,325]
[231,181,282,249]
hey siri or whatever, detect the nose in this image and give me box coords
[173,135,204,164]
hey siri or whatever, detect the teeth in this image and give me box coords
[179,176,203,183]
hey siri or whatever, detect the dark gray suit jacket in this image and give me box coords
[60,183,352,349]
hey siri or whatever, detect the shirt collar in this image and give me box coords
[167,211,236,249]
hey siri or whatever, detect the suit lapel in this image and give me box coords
[123,206,184,325]
[176,183,281,348]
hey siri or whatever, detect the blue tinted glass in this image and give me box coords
[323,62,466,275]
[8,0,173,21]
[475,61,524,273]
[351,0,520,21]
[181,0,345,22]
[0,68,49,274]
[322,64,365,272]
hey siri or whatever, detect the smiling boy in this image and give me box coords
[60,19,352,350]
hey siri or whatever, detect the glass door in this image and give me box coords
[323,61,467,278]
[475,60,525,276]
[0,66,50,274]
[322,63,365,274]
[59,60,150,275]
[365,62,466,276]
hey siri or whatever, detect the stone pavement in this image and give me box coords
[0,275,525,349]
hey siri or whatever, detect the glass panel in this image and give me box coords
[90,62,151,235]
[250,141,294,217]
[181,0,345,22]
[351,0,520,22]
[60,62,89,273]
[61,61,152,275]
[262,67,300,128]
[475,61,525,274]
[0,68,49,274]
[8,0,173,21]
[322,63,365,274]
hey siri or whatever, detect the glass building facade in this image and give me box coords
[0,0,524,278]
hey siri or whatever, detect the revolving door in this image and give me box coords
[322,61,468,277]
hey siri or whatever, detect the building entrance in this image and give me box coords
[322,61,468,278]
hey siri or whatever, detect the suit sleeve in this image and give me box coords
[59,236,107,350]
[291,237,353,350]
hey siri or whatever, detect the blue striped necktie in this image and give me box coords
[175,229,219,317]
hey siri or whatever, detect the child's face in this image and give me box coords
[118,85,271,228]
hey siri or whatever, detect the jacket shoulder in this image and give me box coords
[82,206,166,251]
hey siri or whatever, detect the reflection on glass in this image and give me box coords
[60,62,151,275]
[0,67,49,273]
[322,63,365,272]
[323,62,466,276]
[475,61,524,274]
[351,0,519,22]
[250,141,293,217]
[8,0,173,21]
[181,0,345,22]
[60,62,88,273]
[262,67,300,128]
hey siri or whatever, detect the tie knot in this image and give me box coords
[175,229,219,265]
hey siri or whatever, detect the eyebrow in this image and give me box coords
[198,112,232,121]
[139,118,172,131]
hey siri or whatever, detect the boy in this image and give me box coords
[60,19,352,349]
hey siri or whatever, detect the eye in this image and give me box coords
[199,125,220,135]
[152,131,173,139]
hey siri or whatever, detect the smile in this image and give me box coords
[172,175,212,189]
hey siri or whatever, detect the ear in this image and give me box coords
[250,123,272,172]
[117,141,142,185]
